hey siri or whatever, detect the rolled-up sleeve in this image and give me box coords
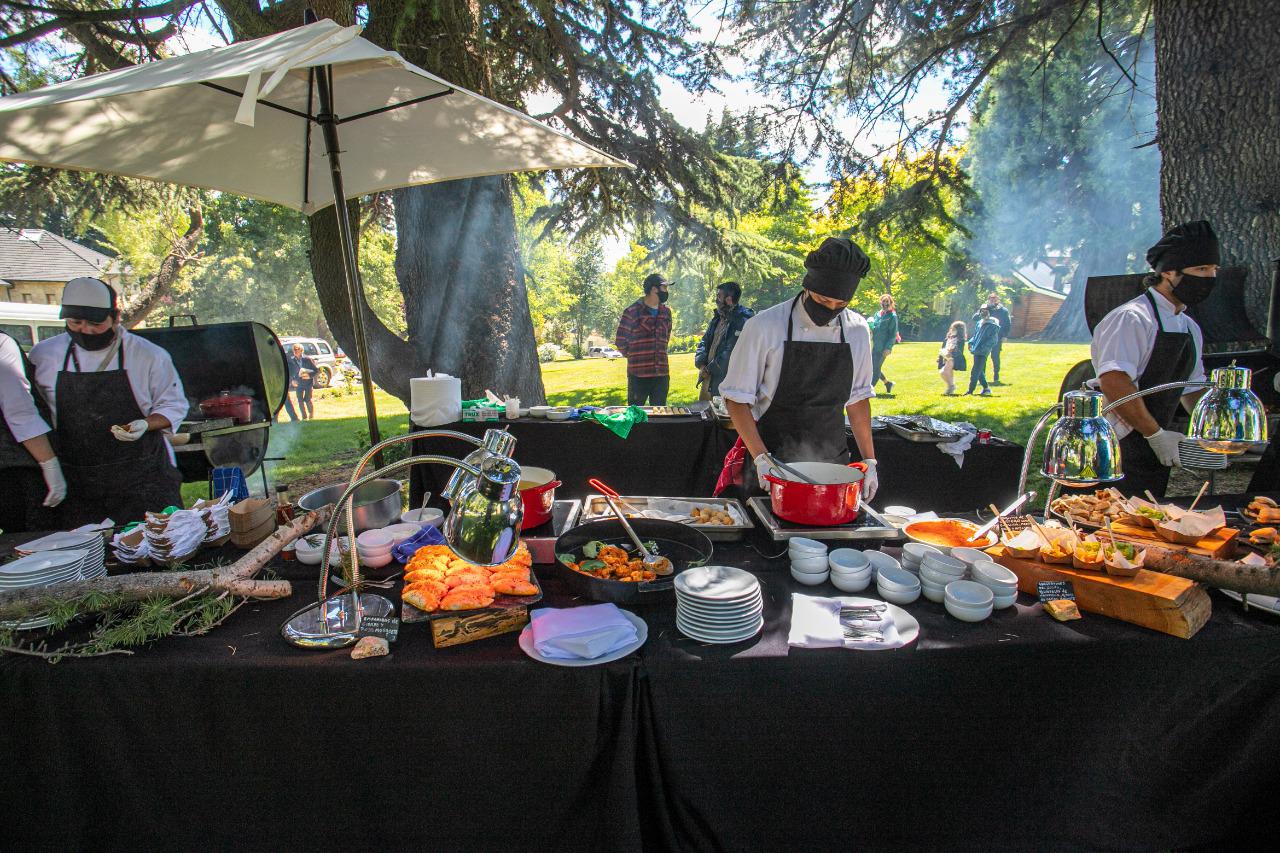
[718,315,769,406]
[0,336,51,443]
[1091,308,1151,381]
[141,344,189,431]
[846,319,875,406]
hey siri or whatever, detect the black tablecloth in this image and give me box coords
[410,418,1025,514]
[4,532,1279,851]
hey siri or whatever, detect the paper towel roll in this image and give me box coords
[410,374,462,427]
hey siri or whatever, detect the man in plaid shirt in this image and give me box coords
[614,273,673,405]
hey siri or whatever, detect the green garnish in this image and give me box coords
[577,559,605,573]
[583,540,605,558]
[1136,506,1166,521]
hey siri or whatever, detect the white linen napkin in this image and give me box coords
[530,604,638,660]
[789,594,906,650]
[937,422,978,468]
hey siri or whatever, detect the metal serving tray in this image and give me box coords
[579,495,753,541]
[747,497,900,541]
[877,415,967,444]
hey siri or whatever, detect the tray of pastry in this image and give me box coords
[398,542,543,623]
[579,495,754,540]
[601,405,694,417]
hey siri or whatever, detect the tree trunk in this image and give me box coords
[121,205,204,329]
[1037,240,1129,342]
[1154,0,1280,329]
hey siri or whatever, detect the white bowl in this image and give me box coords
[546,407,572,421]
[921,552,967,577]
[380,523,423,545]
[788,537,828,556]
[863,550,901,575]
[945,597,994,622]
[400,507,444,528]
[921,581,946,603]
[830,564,872,582]
[828,548,870,574]
[902,542,941,565]
[950,547,990,569]
[791,567,829,586]
[993,590,1018,609]
[919,563,961,587]
[357,549,393,569]
[356,529,395,550]
[831,572,871,593]
[875,565,921,594]
[357,543,392,559]
[878,584,920,606]
[885,505,916,517]
[529,406,552,418]
[945,580,995,609]
[971,560,1019,591]
[790,555,830,574]
[295,534,348,565]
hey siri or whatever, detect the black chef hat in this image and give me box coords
[1146,220,1220,272]
[803,237,871,301]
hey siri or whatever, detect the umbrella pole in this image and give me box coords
[313,63,383,465]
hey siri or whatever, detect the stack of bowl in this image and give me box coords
[789,537,830,586]
[828,548,872,592]
[864,549,902,577]
[875,564,921,605]
[969,560,1020,609]
[901,542,942,574]
[355,529,395,569]
[919,551,967,602]
[949,547,990,573]
[944,580,994,622]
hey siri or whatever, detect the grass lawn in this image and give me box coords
[186,342,1090,505]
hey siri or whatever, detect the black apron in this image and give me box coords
[1116,290,1198,499]
[55,338,183,528]
[742,294,856,494]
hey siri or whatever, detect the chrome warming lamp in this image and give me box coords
[1016,364,1268,501]
[281,429,522,649]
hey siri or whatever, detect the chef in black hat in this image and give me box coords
[1089,220,1219,498]
[29,277,188,526]
[718,237,879,499]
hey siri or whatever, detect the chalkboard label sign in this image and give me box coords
[1037,580,1076,603]
[358,615,400,642]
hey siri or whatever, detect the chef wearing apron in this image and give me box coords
[28,278,188,527]
[1089,221,1218,499]
[717,237,879,499]
[0,330,65,532]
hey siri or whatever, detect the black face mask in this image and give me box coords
[1171,271,1216,306]
[69,326,116,351]
[716,299,731,315]
[656,289,669,304]
[803,294,842,326]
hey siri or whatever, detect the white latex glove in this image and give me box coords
[1144,429,1183,468]
[753,453,778,491]
[861,459,879,502]
[111,419,148,442]
[39,457,67,507]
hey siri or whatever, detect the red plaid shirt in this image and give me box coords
[614,300,672,377]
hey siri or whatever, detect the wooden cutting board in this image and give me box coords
[987,545,1212,639]
[1090,519,1239,560]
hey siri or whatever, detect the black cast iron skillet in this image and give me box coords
[552,518,714,604]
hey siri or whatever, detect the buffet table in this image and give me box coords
[3,534,1278,851]
[409,416,1025,512]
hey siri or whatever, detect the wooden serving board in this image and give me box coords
[1095,519,1239,560]
[987,545,1212,639]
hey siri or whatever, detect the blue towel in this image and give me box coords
[211,467,250,502]
[391,524,447,563]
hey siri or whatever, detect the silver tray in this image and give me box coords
[877,415,967,444]
[747,497,901,541]
[579,495,753,541]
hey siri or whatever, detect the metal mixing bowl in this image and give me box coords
[297,478,404,533]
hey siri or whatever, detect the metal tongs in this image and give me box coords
[967,491,1036,543]
[587,478,674,575]
[764,453,817,484]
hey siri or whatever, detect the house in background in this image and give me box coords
[0,228,124,305]
[1007,266,1067,338]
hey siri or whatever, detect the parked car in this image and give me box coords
[279,336,340,388]
[0,302,64,351]
[588,346,623,359]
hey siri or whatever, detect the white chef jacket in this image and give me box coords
[719,296,875,420]
[1088,288,1206,439]
[0,333,52,444]
[30,329,189,464]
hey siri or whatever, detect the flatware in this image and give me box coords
[968,491,1033,542]
[765,453,818,484]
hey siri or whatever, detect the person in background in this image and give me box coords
[695,281,754,400]
[29,277,186,527]
[1,329,66,532]
[288,343,318,420]
[278,369,299,422]
[614,272,673,406]
[971,292,1011,384]
[869,293,899,394]
[966,307,1001,396]
[937,320,967,396]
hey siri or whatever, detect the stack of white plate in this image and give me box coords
[675,565,764,644]
[17,530,106,580]
[1179,439,1229,470]
[0,550,86,630]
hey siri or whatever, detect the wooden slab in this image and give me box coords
[987,545,1212,639]
[430,606,529,647]
[1073,519,1239,560]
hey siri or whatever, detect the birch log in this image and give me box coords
[0,506,331,622]
[1137,542,1280,596]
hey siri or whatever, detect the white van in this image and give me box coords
[0,302,64,350]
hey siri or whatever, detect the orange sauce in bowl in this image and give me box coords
[904,519,995,549]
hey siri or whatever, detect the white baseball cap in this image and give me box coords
[60,277,117,322]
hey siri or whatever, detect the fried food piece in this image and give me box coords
[489,566,530,582]
[446,569,490,589]
[491,575,538,596]
[1257,507,1280,524]
[439,585,495,611]
[404,567,445,584]
[1248,527,1277,545]
[1044,599,1082,621]
[403,581,446,613]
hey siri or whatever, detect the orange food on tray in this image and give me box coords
[402,542,535,613]
[904,519,995,549]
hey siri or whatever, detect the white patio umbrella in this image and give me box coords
[0,17,629,446]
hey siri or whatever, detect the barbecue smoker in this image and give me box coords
[134,317,288,491]
[1058,260,1280,409]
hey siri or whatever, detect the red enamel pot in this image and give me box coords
[762,461,868,526]
[518,466,561,530]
